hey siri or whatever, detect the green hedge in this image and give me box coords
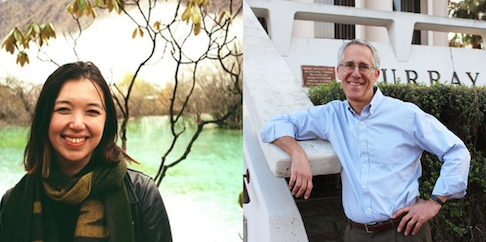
[308,81,486,242]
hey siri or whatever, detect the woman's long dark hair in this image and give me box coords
[23,61,132,178]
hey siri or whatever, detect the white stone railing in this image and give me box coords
[246,0,486,61]
[244,0,342,179]
[244,2,336,240]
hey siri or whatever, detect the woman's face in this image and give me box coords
[48,78,106,175]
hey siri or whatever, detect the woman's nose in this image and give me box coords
[69,112,86,130]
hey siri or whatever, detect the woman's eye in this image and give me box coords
[54,107,70,113]
[87,110,101,115]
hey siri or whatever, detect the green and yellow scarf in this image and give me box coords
[0,160,135,242]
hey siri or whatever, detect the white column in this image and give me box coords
[291,0,314,38]
[425,0,432,45]
[355,0,366,39]
[432,0,448,47]
[363,0,393,43]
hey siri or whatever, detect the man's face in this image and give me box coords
[337,44,380,109]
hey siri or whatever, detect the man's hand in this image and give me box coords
[272,136,313,199]
[288,152,313,199]
[393,195,447,236]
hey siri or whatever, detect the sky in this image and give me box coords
[0,9,163,85]
[0,1,242,86]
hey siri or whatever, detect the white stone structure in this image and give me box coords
[243,0,486,241]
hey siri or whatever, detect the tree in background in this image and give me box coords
[449,0,486,49]
[180,62,242,129]
[1,0,243,185]
[0,76,41,125]
[113,74,163,117]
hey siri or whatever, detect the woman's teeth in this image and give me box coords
[65,137,85,144]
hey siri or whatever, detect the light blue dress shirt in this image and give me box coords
[261,87,470,224]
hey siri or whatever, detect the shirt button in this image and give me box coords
[367,207,371,211]
[362,185,366,189]
[363,165,367,168]
[360,121,364,125]
[361,142,365,146]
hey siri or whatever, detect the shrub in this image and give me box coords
[308,81,486,241]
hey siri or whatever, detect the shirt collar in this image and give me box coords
[369,86,384,115]
[345,86,383,116]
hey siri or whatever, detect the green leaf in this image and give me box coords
[32,22,41,35]
[67,0,80,16]
[109,0,123,14]
[112,0,119,13]
[78,0,87,11]
[181,6,192,22]
[13,28,23,44]
[66,1,75,13]
[225,11,233,24]
[24,26,33,40]
[191,7,201,25]
[117,0,125,13]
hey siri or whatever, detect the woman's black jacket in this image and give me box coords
[0,169,172,242]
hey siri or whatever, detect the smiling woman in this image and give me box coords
[49,78,107,177]
[0,61,172,242]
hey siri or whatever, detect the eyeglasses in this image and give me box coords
[339,63,375,75]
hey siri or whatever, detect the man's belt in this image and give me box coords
[349,214,405,234]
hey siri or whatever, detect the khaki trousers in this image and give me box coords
[344,221,432,242]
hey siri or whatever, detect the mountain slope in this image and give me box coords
[0,0,73,39]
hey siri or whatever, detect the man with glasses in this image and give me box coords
[260,39,470,242]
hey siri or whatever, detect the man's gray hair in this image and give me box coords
[337,39,381,69]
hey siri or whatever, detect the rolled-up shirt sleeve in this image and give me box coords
[433,142,470,199]
[413,108,471,199]
[261,105,332,143]
[261,114,298,143]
